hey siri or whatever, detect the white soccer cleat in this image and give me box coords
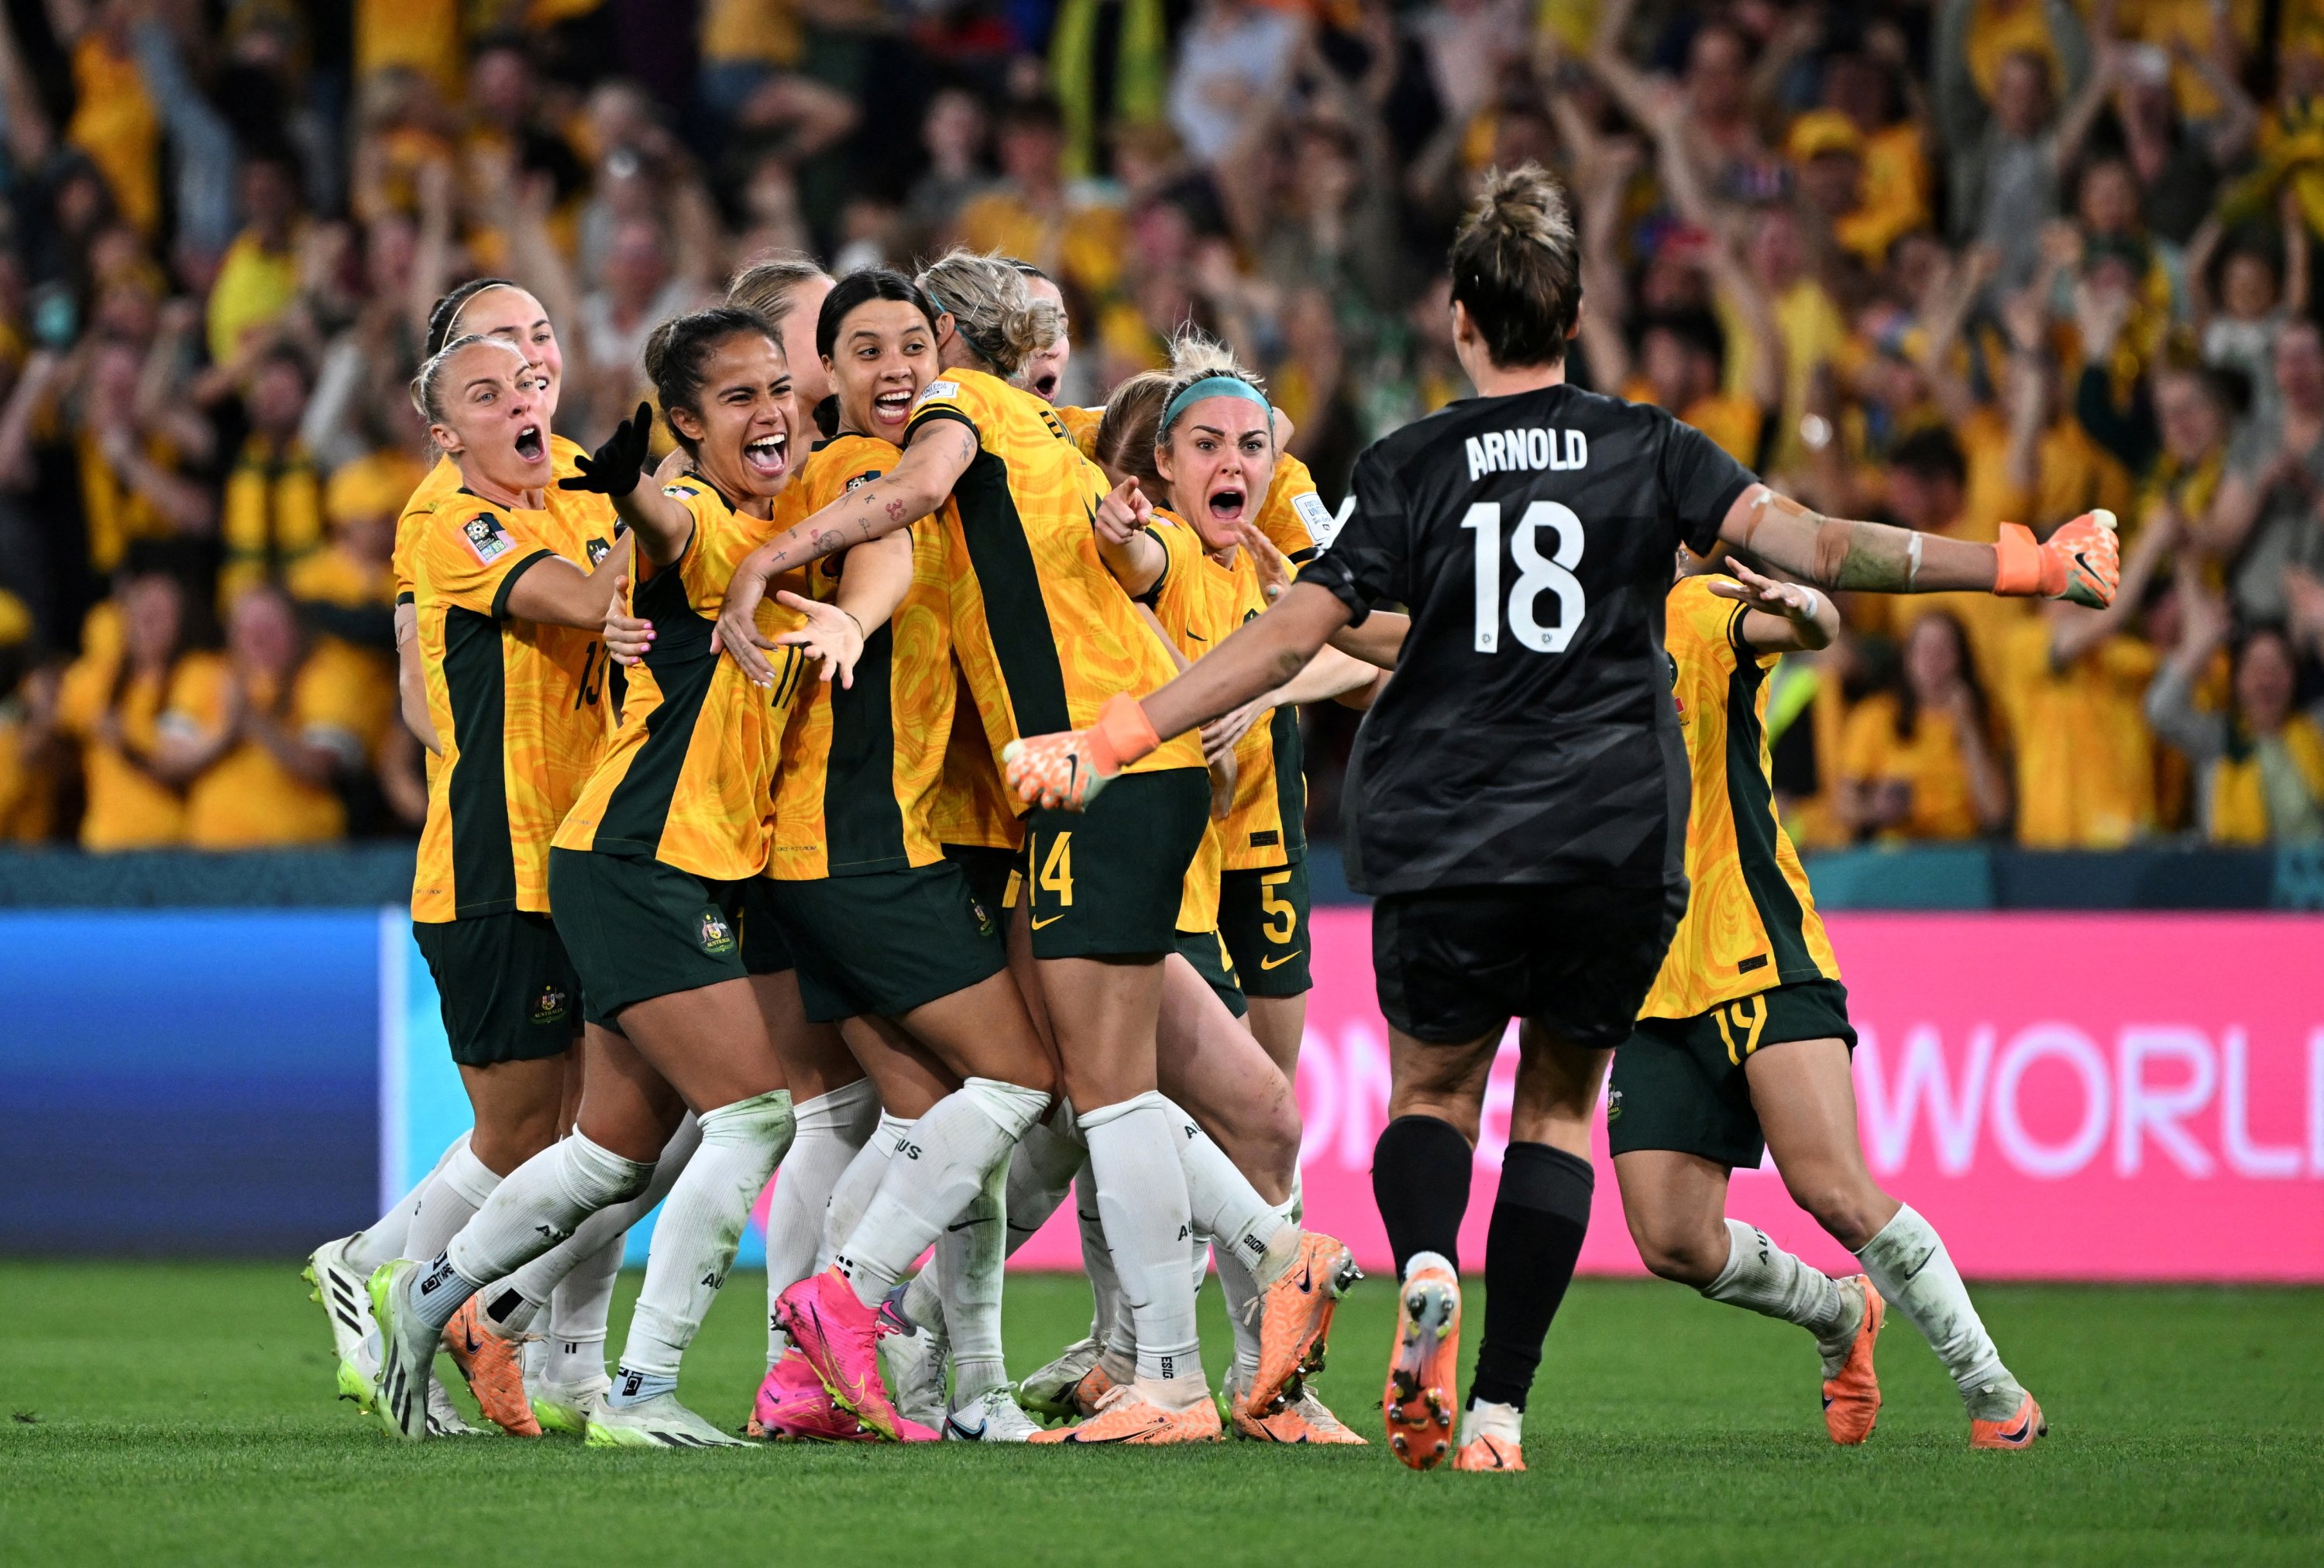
[584,1392,748,1449]
[304,1236,380,1412]
[882,1322,950,1432]
[1017,1336,1105,1422]
[366,1260,441,1443]
[531,1374,610,1436]
[426,1381,486,1437]
[944,1385,1043,1443]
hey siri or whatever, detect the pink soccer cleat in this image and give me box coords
[753,1349,871,1442]
[774,1267,908,1441]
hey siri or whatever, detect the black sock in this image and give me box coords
[1469,1142,1593,1412]
[1371,1114,1474,1278]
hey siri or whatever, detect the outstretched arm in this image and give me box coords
[713,418,978,679]
[1717,483,2119,606]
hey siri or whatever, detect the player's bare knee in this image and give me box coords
[1631,1222,1722,1287]
[1792,1179,1884,1251]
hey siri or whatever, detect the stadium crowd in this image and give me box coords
[0,0,2319,854]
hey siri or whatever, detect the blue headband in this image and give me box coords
[1161,374,1270,433]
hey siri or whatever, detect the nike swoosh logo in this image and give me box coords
[1031,914,1065,929]
[946,1217,995,1232]
[1259,950,1303,971]
[1185,631,1208,642]
[1998,1415,2033,1442]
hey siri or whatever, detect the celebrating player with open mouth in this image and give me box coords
[999,162,2115,1470]
[368,309,900,1447]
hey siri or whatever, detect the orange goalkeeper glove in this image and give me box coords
[1992,509,2119,608]
[1002,693,1161,811]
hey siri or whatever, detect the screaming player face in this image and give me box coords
[1019,272,1071,403]
[431,340,553,502]
[670,329,794,508]
[826,297,935,442]
[449,284,564,424]
[1156,394,1272,554]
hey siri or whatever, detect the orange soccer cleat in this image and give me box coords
[443,1298,541,1437]
[1249,1232,1361,1413]
[1821,1275,1886,1446]
[1027,1384,1225,1445]
[1230,1381,1369,1445]
[1968,1391,2047,1452]
[1450,1432,1525,1473]
[1382,1253,1461,1470]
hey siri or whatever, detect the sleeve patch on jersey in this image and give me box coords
[662,483,701,499]
[1291,490,1332,544]
[462,514,515,564]
[843,469,884,491]
[916,379,960,405]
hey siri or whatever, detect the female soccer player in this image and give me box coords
[999,162,2114,1469]
[1080,347,1364,1444]
[309,277,636,1436]
[736,269,1057,1446]
[715,250,1348,1442]
[1604,558,2041,1458]
[369,311,900,1448]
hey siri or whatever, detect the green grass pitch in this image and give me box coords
[2,1264,2318,1565]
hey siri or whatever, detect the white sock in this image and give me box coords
[1216,1188,1292,1390]
[1080,1092,1202,1392]
[834,1078,1050,1305]
[404,1139,502,1263]
[761,1079,878,1366]
[937,1151,1012,1399]
[1162,1096,1298,1287]
[618,1090,795,1381]
[1703,1219,1858,1370]
[344,1135,466,1273]
[1457,1398,1522,1447]
[483,1116,702,1337]
[539,1238,621,1387]
[421,1132,655,1331]
[1078,1168,1125,1360]
[824,1112,913,1259]
[1004,1099,1085,1253]
[1855,1204,2017,1415]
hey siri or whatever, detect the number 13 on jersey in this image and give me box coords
[1461,500,1587,653]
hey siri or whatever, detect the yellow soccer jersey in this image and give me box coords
[768,435,957,879]
[1057,402,1102,456]
[1254,452,1338,566]
[909,368,1205,779]
[408,493,610,920]
[394,436,591,600]
[553,478,812,882]
[1641,575,1841,1020]
[929,664,1025,852]
[1147,513,1306,879]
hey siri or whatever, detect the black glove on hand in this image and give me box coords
[559,403,654,497]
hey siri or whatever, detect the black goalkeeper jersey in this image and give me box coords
[1302,382,1756,896]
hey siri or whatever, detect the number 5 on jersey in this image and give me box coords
[1461,500,1587,653]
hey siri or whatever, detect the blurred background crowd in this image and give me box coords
[0,0,2321,857]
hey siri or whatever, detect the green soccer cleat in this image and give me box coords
[1016,1336,1106,1423]
[305,1236,379,1414]
[532,1375,610,1436]
[366,1259,441,1443]
[584,1392,748,1449]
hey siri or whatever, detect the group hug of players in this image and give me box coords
[305,162,2115,1466]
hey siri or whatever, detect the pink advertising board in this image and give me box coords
[1000,910,2324,1281]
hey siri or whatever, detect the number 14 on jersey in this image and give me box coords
[1460,500,1587,654]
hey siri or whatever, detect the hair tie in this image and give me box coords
[1161,374,1270,433]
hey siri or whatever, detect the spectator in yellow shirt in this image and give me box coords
[207,153,305,369]
[954,95,1128,307]
[153,585,383,850]
[1997,514,2180,847]
[2147,590,2324,844]
[1839,611,2015,841]
[219,347,323,606]
[0,591,59,842]
[52,565,219,851]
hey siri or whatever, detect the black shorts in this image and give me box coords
[1218,861,1311,998]
[1372,879,1686,1047]
[1172,927,1247,1018]
[766,861,1007,1024]
[1607,979,1857,1169]
[943,843,1021,924]
[547,848,746,1026]
[412,911,581,1068]
[1021,768,1209,960]
[737,878,795,976]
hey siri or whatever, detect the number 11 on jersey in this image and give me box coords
[1460,500,1587,654]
